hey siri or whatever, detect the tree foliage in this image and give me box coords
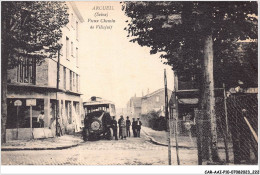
[1,1,69,143]
[2,1,69,67]
[123,1,258,88]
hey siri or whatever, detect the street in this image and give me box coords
[2,131,198,165]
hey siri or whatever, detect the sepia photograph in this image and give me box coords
[1,0,258,174]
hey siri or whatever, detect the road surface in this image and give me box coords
[2,131,198,165]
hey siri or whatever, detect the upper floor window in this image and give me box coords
[73,72,75,89]
[71,42,74,57]
[76,74,79,92]
[63,67,66,89]
[76,21,79,40]
[70,70,72,91]
[66,37,69,60]
[156,96,160,102]
[71,13,74,29]
[17,58,36,84]
[76,47,79,67]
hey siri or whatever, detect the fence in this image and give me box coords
[196,93,258,165]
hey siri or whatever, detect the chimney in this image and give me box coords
[134,93,136,97]
[142,90,144,97]
[147,88,150,95]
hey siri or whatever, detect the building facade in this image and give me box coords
[141,88,172,116]
[6,2,84,140]
[126,97,142,119]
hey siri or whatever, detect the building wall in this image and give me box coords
[133,107,141,119]
[126,97,142,119]
[7,2,82,93]
[7,59,49,86]
[141,89,172,115]
[59,3,81,75]
[6,2,84,140]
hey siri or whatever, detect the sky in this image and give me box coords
[76,1,174,108]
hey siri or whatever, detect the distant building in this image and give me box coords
[6,2,84,140]
[116,107,128,119]
[141,88,172,116]
[126,96,142,119]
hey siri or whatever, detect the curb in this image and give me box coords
[142,128,197,149]
[1,141,83,151]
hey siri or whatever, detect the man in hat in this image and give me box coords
[118,115,124,139]
[126,116,131,137]
[111,116,118,140]
[132,118,137,137]
[136,117,142,137]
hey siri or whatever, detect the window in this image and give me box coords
[63,67,66,89]
[71,13,74,29]
[73,102,80,116]
[61,100,64,119]
[65,101,72,124]
[71,42,73,57]
[76,21,79,40]
[7,99,44,129]
[17,57,36,84]
[78,75,80,92]
[76,74,79,92]
[76,47,79,67]
[66,37,69,60]
[73,72,75,89]
[156,96,160,102]
[70,71,72,91]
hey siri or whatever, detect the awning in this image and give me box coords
[178,98,199,104]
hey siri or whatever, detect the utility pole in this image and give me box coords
[164,69,171,165]
[56,48,60,136]
[174,88,180,165]
[223,83,230,163]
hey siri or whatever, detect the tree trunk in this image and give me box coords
[1,58,8,144]
[1,14,8,144]
[201,34,220,162]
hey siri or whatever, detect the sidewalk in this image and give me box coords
[142,126,197,149]
[1,135,83,151]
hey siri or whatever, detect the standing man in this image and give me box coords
[111,116,118,140]
[37,111,45,128]
[118,115,123,139]
[136,117,142,137]
[132,118,137,137]
[126,116,131,137]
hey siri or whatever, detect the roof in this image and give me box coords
[142,88,172,99]
[83,96,114,106]
[130,97,142,108]
[69,2,84,23]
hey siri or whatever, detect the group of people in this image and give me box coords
[111,115,142,140]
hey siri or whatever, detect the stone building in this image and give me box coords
[6,2,84,140]
[126,96,142,119]
[141,88,172,116]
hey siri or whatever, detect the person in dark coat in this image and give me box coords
[118,115,123,138]
[132,118,137,137]
[126,116,131,137]
[111,116,118,140]
[136,117,142,137]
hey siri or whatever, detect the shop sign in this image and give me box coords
[26,99,36,106]
[14,100,22,106]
